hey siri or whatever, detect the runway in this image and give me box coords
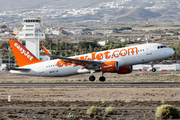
[0,82,180,87]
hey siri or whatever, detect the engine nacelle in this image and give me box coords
[101,61,118,73]
[101,60,132,74]
[117,65,133,74]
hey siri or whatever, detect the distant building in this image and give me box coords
[98,40,108,46]
[4,32,11,35]
[92,31,99,35]
[13,30,19,35]
[121,39,126,42]
[133,64,180,71]
[72,29,83,35]
[137,38,141,40]
[52,30,62,35]
[166,32,174,35]
[0,58,14,69]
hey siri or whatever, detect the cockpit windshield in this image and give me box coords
[157,45,167,49]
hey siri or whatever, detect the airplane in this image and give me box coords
[9,39,174,82]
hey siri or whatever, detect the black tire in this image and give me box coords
[89,75,95,81]
[152,68,156,72]
[99,76,106,82]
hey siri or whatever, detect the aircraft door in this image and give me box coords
[39,63,45,74]
[146,44,152,55]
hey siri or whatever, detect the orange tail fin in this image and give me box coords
[9,39,42,67]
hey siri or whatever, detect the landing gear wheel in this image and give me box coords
[89,75,95,81]
[99,76,106,82]
[152,68,156,72]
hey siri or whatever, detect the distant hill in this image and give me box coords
[0,0,180,23]
[115,7,161,22]
[0,0,104,11]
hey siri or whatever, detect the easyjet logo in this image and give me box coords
[57,47,138,67]
[14,43,33,61]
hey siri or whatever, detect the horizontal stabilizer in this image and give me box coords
[8,67,31,72]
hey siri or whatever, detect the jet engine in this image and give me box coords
[101,61,132,74]
[117,65,133,74]
[101,61,118,72]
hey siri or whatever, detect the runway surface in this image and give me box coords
[0,82,180,87]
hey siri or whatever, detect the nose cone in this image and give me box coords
[169,48,175,56]
[166,48,174,57]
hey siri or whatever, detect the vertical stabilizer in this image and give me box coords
[9,39,42,67]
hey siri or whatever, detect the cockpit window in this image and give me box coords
[157,45,167,49]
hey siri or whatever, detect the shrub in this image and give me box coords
[86,106,101,115]
[101,99,108,104]
[105,106,117,114]
[67,112,74,119]
[155,105,180,119]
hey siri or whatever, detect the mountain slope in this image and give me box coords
[116,7,161,22]
[0,0,104,11]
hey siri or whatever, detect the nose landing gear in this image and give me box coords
[150,62,156,72]
[152,68,156,72]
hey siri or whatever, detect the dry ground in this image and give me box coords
[0,71,180,119]
[1,71,180,83]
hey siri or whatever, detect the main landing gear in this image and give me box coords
[99,72,106,82]
[89,70,96,81]
[150,62,156,72]
[89,71,106,82]
[89,75,96,81]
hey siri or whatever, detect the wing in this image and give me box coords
[41,45,103,70]
[51,54,103,69]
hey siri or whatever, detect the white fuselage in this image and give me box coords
[10,43,174,76]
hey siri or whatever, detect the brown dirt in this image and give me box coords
[1,71,180,83]
[0,71,180,119]
[1,87,180,101]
